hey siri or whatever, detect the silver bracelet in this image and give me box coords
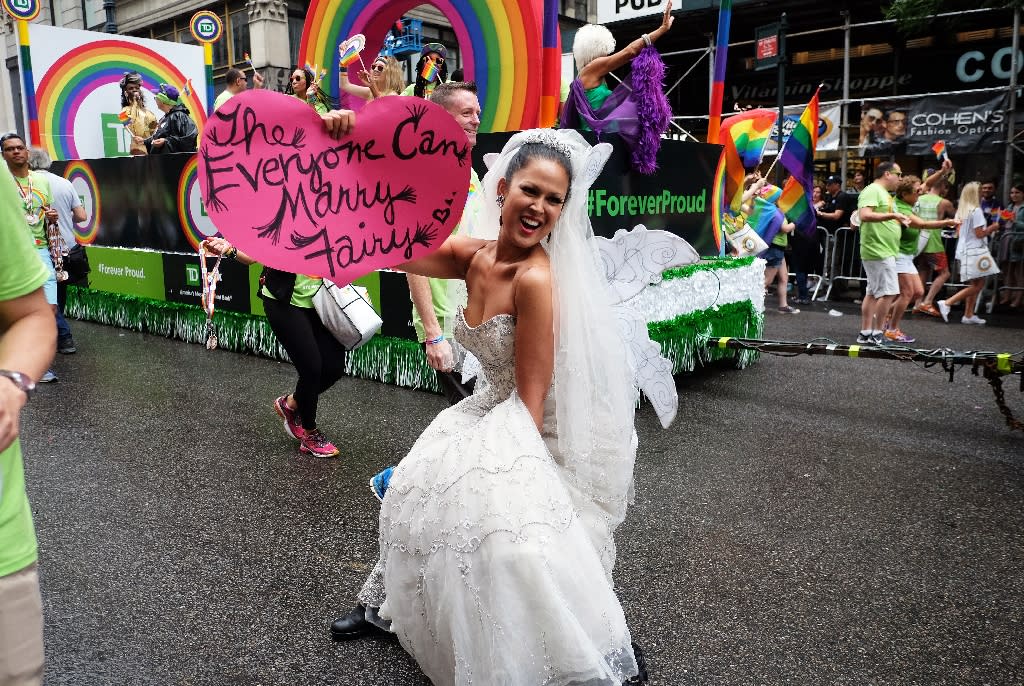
[642,33,651,47]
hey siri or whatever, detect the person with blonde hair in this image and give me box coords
[338,52,406,101]
[938,182,1001,325]
[559,0,674,173]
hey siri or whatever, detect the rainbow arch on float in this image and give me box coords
[299,0,560,132]
[33,39,208,160]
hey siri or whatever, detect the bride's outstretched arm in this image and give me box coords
[514,266,555,431]
[396,235,488,279]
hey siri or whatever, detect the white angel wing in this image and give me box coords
[594,225,701,303]
[612,303,677,428]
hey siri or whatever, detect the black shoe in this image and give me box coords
[57,337,77,354]
[329,604,385,641]
[623,642,649,684]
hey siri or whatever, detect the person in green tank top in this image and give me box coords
[913,163,957,317]
[883,175,959,343]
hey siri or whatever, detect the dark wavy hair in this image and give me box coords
[290,66,339,110]
[119,71,147,108]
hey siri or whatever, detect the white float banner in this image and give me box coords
[762,103,841,154]
[22,24,207,160]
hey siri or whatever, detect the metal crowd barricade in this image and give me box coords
[824,226,866,301]
[991,230,1024,311]
[786,226,832,301]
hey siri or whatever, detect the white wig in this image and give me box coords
[573,24,616,71]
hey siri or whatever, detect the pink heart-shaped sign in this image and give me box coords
[198,90,471,283]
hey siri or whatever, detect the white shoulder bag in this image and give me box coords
[312,281,383,350]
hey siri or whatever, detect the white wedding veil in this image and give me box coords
[479,129,640,530]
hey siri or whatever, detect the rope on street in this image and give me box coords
[706,337,1024,431]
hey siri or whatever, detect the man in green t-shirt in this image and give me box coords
[408,81,485,405]
[3,133,59,383]
[855,161,908,344]
[0,166,57,685]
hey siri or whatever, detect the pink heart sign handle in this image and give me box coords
[198,90,471,284]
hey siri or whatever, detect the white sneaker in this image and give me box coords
[937,300,951,322]
[961,315,987,325]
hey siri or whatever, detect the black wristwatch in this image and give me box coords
[0,369,35,401]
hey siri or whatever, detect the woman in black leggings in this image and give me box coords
[202,236,344,457]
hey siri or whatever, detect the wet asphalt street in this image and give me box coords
[21,298,1024,685]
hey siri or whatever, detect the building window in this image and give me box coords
[288,14,305,68]
[230,9,250,66]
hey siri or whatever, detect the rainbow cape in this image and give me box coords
[778,88,820,236]
[748,195,784,245]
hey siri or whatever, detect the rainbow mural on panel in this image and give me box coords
[63,160,101,244]
[177,155,220,251]
[299,0,560,132]
[28,36,207,160]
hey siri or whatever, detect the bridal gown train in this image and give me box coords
[358,310,639,686]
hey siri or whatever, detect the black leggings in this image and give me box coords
[263,298,347,430]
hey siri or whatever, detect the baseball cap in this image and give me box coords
[421,42,447,59]
[825,175,841,185]
[152,83,180,104]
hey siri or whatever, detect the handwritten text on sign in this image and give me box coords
[197,91,471,283]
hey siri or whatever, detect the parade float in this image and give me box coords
[14,2,766,393]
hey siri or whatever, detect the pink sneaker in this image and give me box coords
[299,429,340,458]
[274,395,304,439]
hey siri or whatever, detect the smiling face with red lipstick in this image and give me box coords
[496,147,571,250]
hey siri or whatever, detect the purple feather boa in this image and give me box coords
[630,46,671,175]
[558,46,672,175]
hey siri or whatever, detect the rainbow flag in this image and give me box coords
[339,42,360,67]
[932,140,948,161]
[722,109,777,171]
[778,88,820,236]
[707,0,733,144]
[778,176,816,236]
[720,133,747,213]
[182,78,193,97]
[421,56,439,83]
[1000,208,1015,221]
[117,111,132,127]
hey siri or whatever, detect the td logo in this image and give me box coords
[12,0,30,10]
[101,113,131,157]
[185,264,200,287]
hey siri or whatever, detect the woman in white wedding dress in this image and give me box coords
[352,129,656,685]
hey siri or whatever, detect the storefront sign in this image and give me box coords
[856,92,1008,157]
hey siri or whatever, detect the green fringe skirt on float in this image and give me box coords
[65,256,764,394]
